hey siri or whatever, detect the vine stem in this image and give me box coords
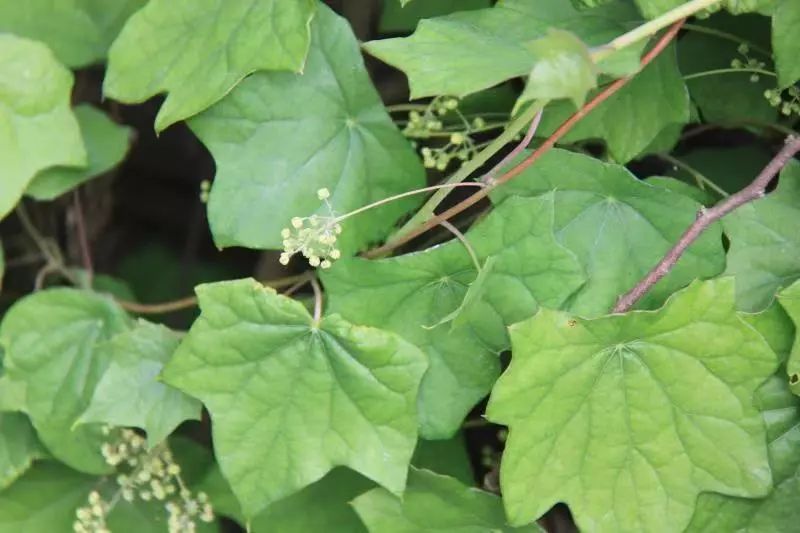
[310,277,323,325]
[366,20,686,259]
[116,271,315,314]
[683,67,776,81]
[73,189,94,287]
[612,135,800,313]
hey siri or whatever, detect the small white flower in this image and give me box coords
[317,187,331,200]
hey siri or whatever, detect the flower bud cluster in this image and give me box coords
[279,188,342,269]
[730,43,767,83]
[74,427,214,533]
[401,96,497,172]
[764,86,800,117]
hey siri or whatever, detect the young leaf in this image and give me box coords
[188,4,425,254]
[352,467,543,532]
[78,321,202,448]
[0,34,86,221]
[161,278,428,518]
[0,412,46,490]
[0,289,131,474]
[534,45,689,163]
[492,149,724,316]
[0,462,97,531]
[777,280,800,394]
[686,374,800,532]
[323,194,585,438]
[773,0,800,88]
[104,0,316,131]
[363,0,642,99]
[517,29,597,109]
[487,278,777,531]
[0,0,146,67]
[26,104,133,201]
[723,160,800,311]
[424,256,497,332]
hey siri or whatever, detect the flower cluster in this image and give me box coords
[764,86,800,117]
[74,428,214,533]
[730,43,767,83]
[400,96,496,171]
[279,188,342,269]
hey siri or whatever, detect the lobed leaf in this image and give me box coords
[487,278,777,532]
[78,320,202,448]
[0,412,46,490]
[104,0,316,131]
[777,280,800,394]
[0,34,85,221]
[188,4,425,254]
[26,104,133,201]
[0,289,131,474]
[492,149,724,315]
[162,278,428,518]
[772,0,800,88]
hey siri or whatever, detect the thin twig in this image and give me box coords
[16,203,77,287]
[366,20,685,259]
[116,271,315,314]
[310,277,323,325]
[440,220,481,272]
[73,189,94,286]
[655,153,730,197]
[481,109,543,185]
[613,135,800,313]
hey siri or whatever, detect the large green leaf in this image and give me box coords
[487,278,777,531]
[723,160,800,312]
[0,412,45,490]
[492,149,724,316]
[0,0,145,67]
[773,0,800,88]
[188,5,425,254]
[686,374,800,532]
[352,467,543,532]
[534,46,689,163]
[323,194,585,438]
[0,289,131,474]
[104,0,316,131]
[777,280,800,394]
[0,34,85,221]
[26,104,133,201]
[162,278,428,518]
[363,0,643,99]
[0,462,96,532]
[379,0,491,33]
[78,321,202,448]
[412,434,474,485]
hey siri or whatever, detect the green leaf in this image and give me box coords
[0,462,96,532]
[323,194,585,438]
[492,149,724,315]
[0,240,4,294]
[534,45,689,163]
[487,278,777,531]
[26,104,133,201]
[0,34,86,221]
[424,256,496,332]
[743,301,795,365]
[0,0,146,67]
[773,0,800,87]
[723,160,800,311]
[0,412,45,490]
[0,289,131,474]
[352,467,543,532]
[78,321,202,448]
[686,373,800,532]
[777,280,800,394]
[668,145,773,195]
[363,0,643,99]
[104,0,316,131]
[379,0,491,33]
[633,0,774,18]
[188,5,425,254]
[162,278,428,518]
[412,434,474,485]
[518,29,597,109]
[678,17,777,124]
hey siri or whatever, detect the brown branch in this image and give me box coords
[365,20,686,259]
[612,135,800,313]
[116,271,315,314]
[481,108,543,185]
